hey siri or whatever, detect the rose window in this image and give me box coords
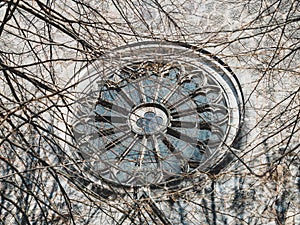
[71,41,244,188]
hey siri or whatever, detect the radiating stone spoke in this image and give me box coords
[116,87,136,107]
[170,121,211,130]
[170,104,210,119]
[117,134,140,162]
[103,131,134,151]
[96,99,130,115]
[96,125,129,138]
[95,115,128,123]
[166,127,205,151]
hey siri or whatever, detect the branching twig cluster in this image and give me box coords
[0,0,299,224]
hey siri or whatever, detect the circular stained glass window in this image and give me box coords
[71,41,244,188]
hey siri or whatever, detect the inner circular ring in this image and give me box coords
[128,103,170,135]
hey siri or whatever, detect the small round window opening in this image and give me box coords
[72,42,244,188]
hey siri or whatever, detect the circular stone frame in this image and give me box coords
[70,41,244,189]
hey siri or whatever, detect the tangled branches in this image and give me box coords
[0,0,299,224]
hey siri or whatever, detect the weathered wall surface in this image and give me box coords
[0,0,299,224]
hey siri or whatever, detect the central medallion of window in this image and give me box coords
[72,42,244,188]
[130,103,169,135]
